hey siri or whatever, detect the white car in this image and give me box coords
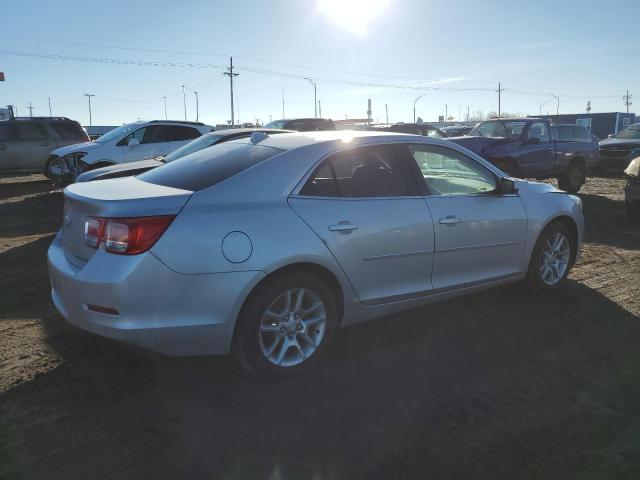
[44,120,213,183]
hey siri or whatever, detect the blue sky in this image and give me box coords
[0,0,638,126]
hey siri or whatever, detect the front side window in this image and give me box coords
[409,145,497,196]
[300,145,416,198]
[528,122,550,143]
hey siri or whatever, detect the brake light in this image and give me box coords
[83,216,175,254]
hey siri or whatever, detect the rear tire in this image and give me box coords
[528,221,575,291]
[557,161,585,193]
[234,272,338,378]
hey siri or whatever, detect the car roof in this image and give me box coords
[209,128,293,137]
[250,130,428,151]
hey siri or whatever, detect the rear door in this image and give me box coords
[519,121,555,177]
[0,123,17,171]
[406,143,527,290]
[166,125,202,152]
[11,122,56,171]
[289,143,435,304]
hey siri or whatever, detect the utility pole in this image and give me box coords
[496,82,504,118]
[466,106,470,122]
[46,97,52,117]
[546,93,559,115]
[281,88,285,118]
[445,104,448,124]
[84,94,94,126]
[623,90,632,114]
[26,101,34,117]
[304,77,317,117]
[163,96,167,120]
[318,100,322,118]
[223,57,239,126]
[413,94,424,123]
[181,85,186,121]
[193,91,199,121]
[385,103,389,124]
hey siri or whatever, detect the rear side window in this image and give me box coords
[141,125,167,144]
[166,125,201,141]
[14,123,49,140]
[51,122,87,141]
[138,140,283,191]
[300,145,417,198]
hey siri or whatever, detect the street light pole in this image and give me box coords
[163,96,167,120]
[546,93,559,115]
[413,94,424,123]
[181,85,186,121]
[46,97,52,117]
[83,94,95,126]
[194,91,199,121]
[445,104,448,124]
[304,78,317,117]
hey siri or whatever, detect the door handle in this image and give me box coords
[329,223,359,233]
[439,216,461,226]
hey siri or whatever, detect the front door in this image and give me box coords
[519,121,555,177]
[121,125,171,162]
[406,143,527,290]
[289,144,435,304]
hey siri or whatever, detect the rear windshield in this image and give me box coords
[137,140,284,191]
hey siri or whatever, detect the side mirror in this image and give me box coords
[128,138,140,147]
[527,136,540,145]
[495,177,517,195]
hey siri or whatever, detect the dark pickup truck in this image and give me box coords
[448,118,599,193]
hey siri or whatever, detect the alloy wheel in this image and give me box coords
[258,288,327,367]
[539,232,571,286]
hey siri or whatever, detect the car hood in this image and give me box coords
[599,138,640,148]
[52,141,100,156]
[447,135,509,155]
[76,159,164,183]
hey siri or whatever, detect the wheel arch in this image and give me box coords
[231,261,346,347]
[541,215,579,267]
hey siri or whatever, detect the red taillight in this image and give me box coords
[83,215,175,255]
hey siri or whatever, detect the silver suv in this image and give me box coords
[0,117,89,173]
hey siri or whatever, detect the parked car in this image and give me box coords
[440,125,473,137]
[448,118,599,193]
[44,120,214,184]
[624,156,640,221]
[0,117,89,173]
[598,123,640,172]
[372,122,447,138]
[48,131,583,377]
[75,128,293,182]
[264,118,336,131]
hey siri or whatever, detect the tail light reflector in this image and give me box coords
[83,215,175,255]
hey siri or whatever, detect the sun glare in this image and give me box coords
[317,0,391,37]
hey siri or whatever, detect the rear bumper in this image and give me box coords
[47,232,265,356]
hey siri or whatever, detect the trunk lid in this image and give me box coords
[62,176,192,265]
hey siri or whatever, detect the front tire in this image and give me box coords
[528,221,575,291]
[234,272,338,378]
[557,161,585,193]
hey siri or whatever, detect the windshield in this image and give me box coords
[264,120,288,129]
[93,123,141,144]
[163,134,224,162]
[470,120,527,138]
[614,125,640,140]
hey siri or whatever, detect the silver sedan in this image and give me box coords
[47,131,584,377]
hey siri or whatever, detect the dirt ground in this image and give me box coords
[1,173,639,479]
